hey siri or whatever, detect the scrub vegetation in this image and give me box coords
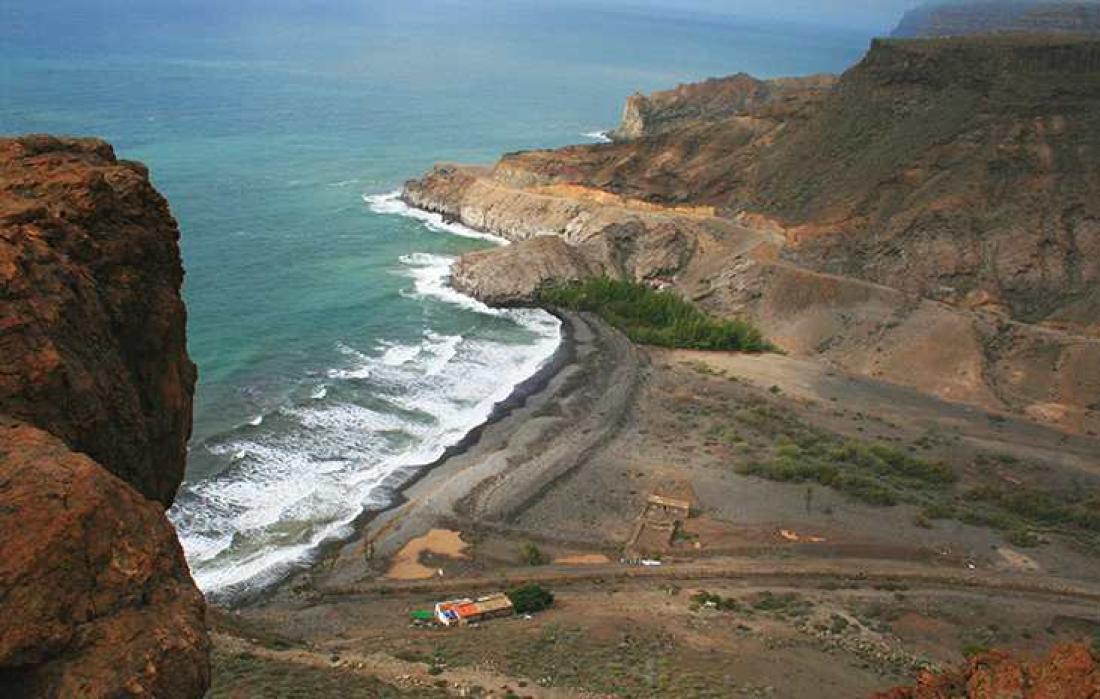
[714,395,1100,552]
[538,278,771,352]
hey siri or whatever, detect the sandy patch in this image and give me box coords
[386,529,468,580]
[554,554,612,566]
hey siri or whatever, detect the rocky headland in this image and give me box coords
[0,136,209,698]
[403,34,1100,435]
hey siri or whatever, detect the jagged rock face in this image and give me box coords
[0,136,208,697]
[0,135,196,506]
[872,643,1100,698]
[0,419,211,698]
[893,1,1100,38]
[452,236,605,305]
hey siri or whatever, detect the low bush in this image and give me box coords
[690,590,740,611]
[507,584,555,614]
[519,543,549,566]
[537,277,771,352]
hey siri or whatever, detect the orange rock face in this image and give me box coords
[0,420,210,698]
[0,135,196,506]
[873,644,1100,698]
[0,136,208,697]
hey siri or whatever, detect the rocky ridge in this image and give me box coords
[402,35,1100,434]
[0,136,209,698]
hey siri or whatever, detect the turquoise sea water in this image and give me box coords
[2,1,874,598]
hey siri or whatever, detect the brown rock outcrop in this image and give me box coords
[0,136,208,697]
[453,236,605,305]
[0,420,210,698]
[872,643,1100,698]
[0,135,196,506]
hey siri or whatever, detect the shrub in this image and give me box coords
[537,277,771,352]
[690,590,740,611]
[507,584,555,614]
[519,543,549,566]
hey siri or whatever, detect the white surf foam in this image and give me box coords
[399,252,505,316]
[581,130,612,143]
[363,191,510,245]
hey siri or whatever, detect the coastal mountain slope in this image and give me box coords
[402,35,1100,433]
[0,136,208,698]
[893,1,1100,38]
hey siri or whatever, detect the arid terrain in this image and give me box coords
[5,21,1100,699]
[206,31,1100,699]
[208,313,1100,698]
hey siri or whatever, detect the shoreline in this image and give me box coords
[244,306,642,603]
[217,308,579,608]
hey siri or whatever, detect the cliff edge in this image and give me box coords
[0,135,196,507]
[0,136,209,698]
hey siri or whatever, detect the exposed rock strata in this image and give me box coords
[403,37,1100,434]
[0,136,208,698]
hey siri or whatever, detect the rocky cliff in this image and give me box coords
[0,136,209,698]
[893,1,1100,38]
[0,135,196,506]
[403,36,1100,434]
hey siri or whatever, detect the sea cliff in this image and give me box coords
[0,136,209,698]
[402,35,1100,434]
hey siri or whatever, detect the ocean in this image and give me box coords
[1,0,874,599]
